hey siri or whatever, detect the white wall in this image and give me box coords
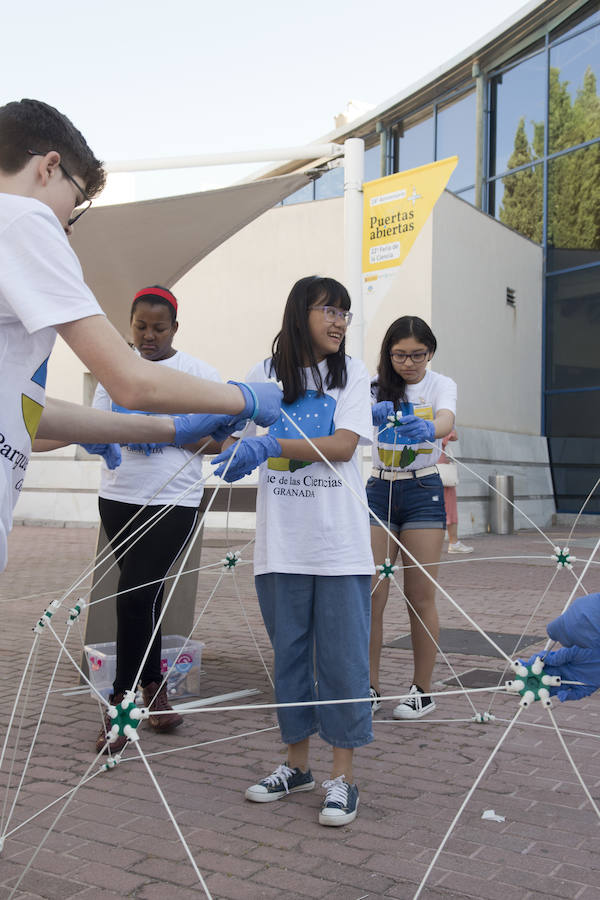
[431,192,543,434]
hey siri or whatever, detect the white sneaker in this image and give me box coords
[393,684,436,719]
[448,541,473,554]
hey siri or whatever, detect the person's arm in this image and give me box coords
[275,430,359,463]
[433,409,455,439]
[35,397,176,445]
[56,316,250,415]
[181,438,222,455]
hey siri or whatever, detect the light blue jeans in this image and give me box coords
[255,572,373,749]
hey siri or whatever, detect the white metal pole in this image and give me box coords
[105,144,343,173]
[343,138,365,360]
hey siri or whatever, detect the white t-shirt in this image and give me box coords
[0,194,104,572]
[93,350,221,507]
[247,356,374,577]
[372,369,457,472]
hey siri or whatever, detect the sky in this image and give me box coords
[3,0,532,199]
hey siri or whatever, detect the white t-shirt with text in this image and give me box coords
[372,369,457,472]
[0,194,103,571]
[247,356,375,577]
[93,350,221,507]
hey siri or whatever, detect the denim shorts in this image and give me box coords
[366,472,446,533]
[255,572,373,749]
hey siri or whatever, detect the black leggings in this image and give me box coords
[99,498,198,694]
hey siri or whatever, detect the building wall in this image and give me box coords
[431,191,543,434]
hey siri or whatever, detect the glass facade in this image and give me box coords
[485,5,600,513]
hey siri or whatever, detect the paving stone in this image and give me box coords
[3,523,600,899]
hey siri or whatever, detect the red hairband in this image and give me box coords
[132,287,178,312]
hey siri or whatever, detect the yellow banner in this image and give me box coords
[362,157,457,297]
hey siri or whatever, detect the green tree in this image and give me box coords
[500,65,600,251]
[499,117,543,241]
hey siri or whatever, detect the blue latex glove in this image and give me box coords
[211,435,282,482]
[79,443,122,470]
[523,647,600,702]
[372,401,395,426]
[173,413,249,447]
[547,593,600,649]
[229,381,282,428]
[395,414,436,442]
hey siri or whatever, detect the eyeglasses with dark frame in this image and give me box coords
[390,350,430,364]
[309,305,353,326]
[27,149,92,226]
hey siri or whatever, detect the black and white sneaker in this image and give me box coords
[392,684,436,719]
[245,763,315,802]
[319,776,359,826]
[369,686,381,714]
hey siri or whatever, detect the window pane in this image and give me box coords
[548,435,600,513]
[282,182,314,205]
[547,144,600,269]
[490,163,543,242]
[546,390,600,438]
[364,143,381,182]
[550,24,600,152]
[436,90,476,190]
[314,166,343,200]
[546,267,600,390]
[551,7,600,43]
[455,186,476,205]
[398,112,434,172]
[490,52,546,176]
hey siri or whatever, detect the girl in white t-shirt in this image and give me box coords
[212,276,374,827]
[367,317,456,720]
[93,286,225,755]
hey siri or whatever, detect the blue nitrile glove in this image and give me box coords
[173,413,249,447]
[547,593,600,649]
[79,443,122,470]
[372,401,395,426]
[229,381,282,428]
[523,647,600,702]
[395,414,436,442]
[211,435,282,482]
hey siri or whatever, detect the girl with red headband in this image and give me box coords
[92,286,225,753]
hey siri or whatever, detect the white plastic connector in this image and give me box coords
[530,656,544,675]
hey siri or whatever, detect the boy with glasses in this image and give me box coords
[0,98,281,572]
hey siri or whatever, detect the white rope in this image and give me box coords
[413,706,523,899]
[545,705,600,819]
[279,408,515,664]
[135,742,213,899]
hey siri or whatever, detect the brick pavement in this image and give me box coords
[1,522,600,899]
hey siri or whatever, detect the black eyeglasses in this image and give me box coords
[27,149,92,226]
[390,350,430,364]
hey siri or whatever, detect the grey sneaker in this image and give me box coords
[448,541,474,554]
[319,776,359,826]
[245,763,315,802]
[392,684,436,719]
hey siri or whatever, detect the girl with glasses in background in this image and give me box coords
[211,275,374,827]
[367,316,456,719]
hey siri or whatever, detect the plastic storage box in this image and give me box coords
[84,635,205,701]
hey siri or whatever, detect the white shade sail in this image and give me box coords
[70,172,312,336]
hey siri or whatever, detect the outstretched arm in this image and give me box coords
[35,398,176,446]
[56,316,248,415]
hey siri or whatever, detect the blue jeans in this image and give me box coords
[255,573,373,749]
[367,473,446,533]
